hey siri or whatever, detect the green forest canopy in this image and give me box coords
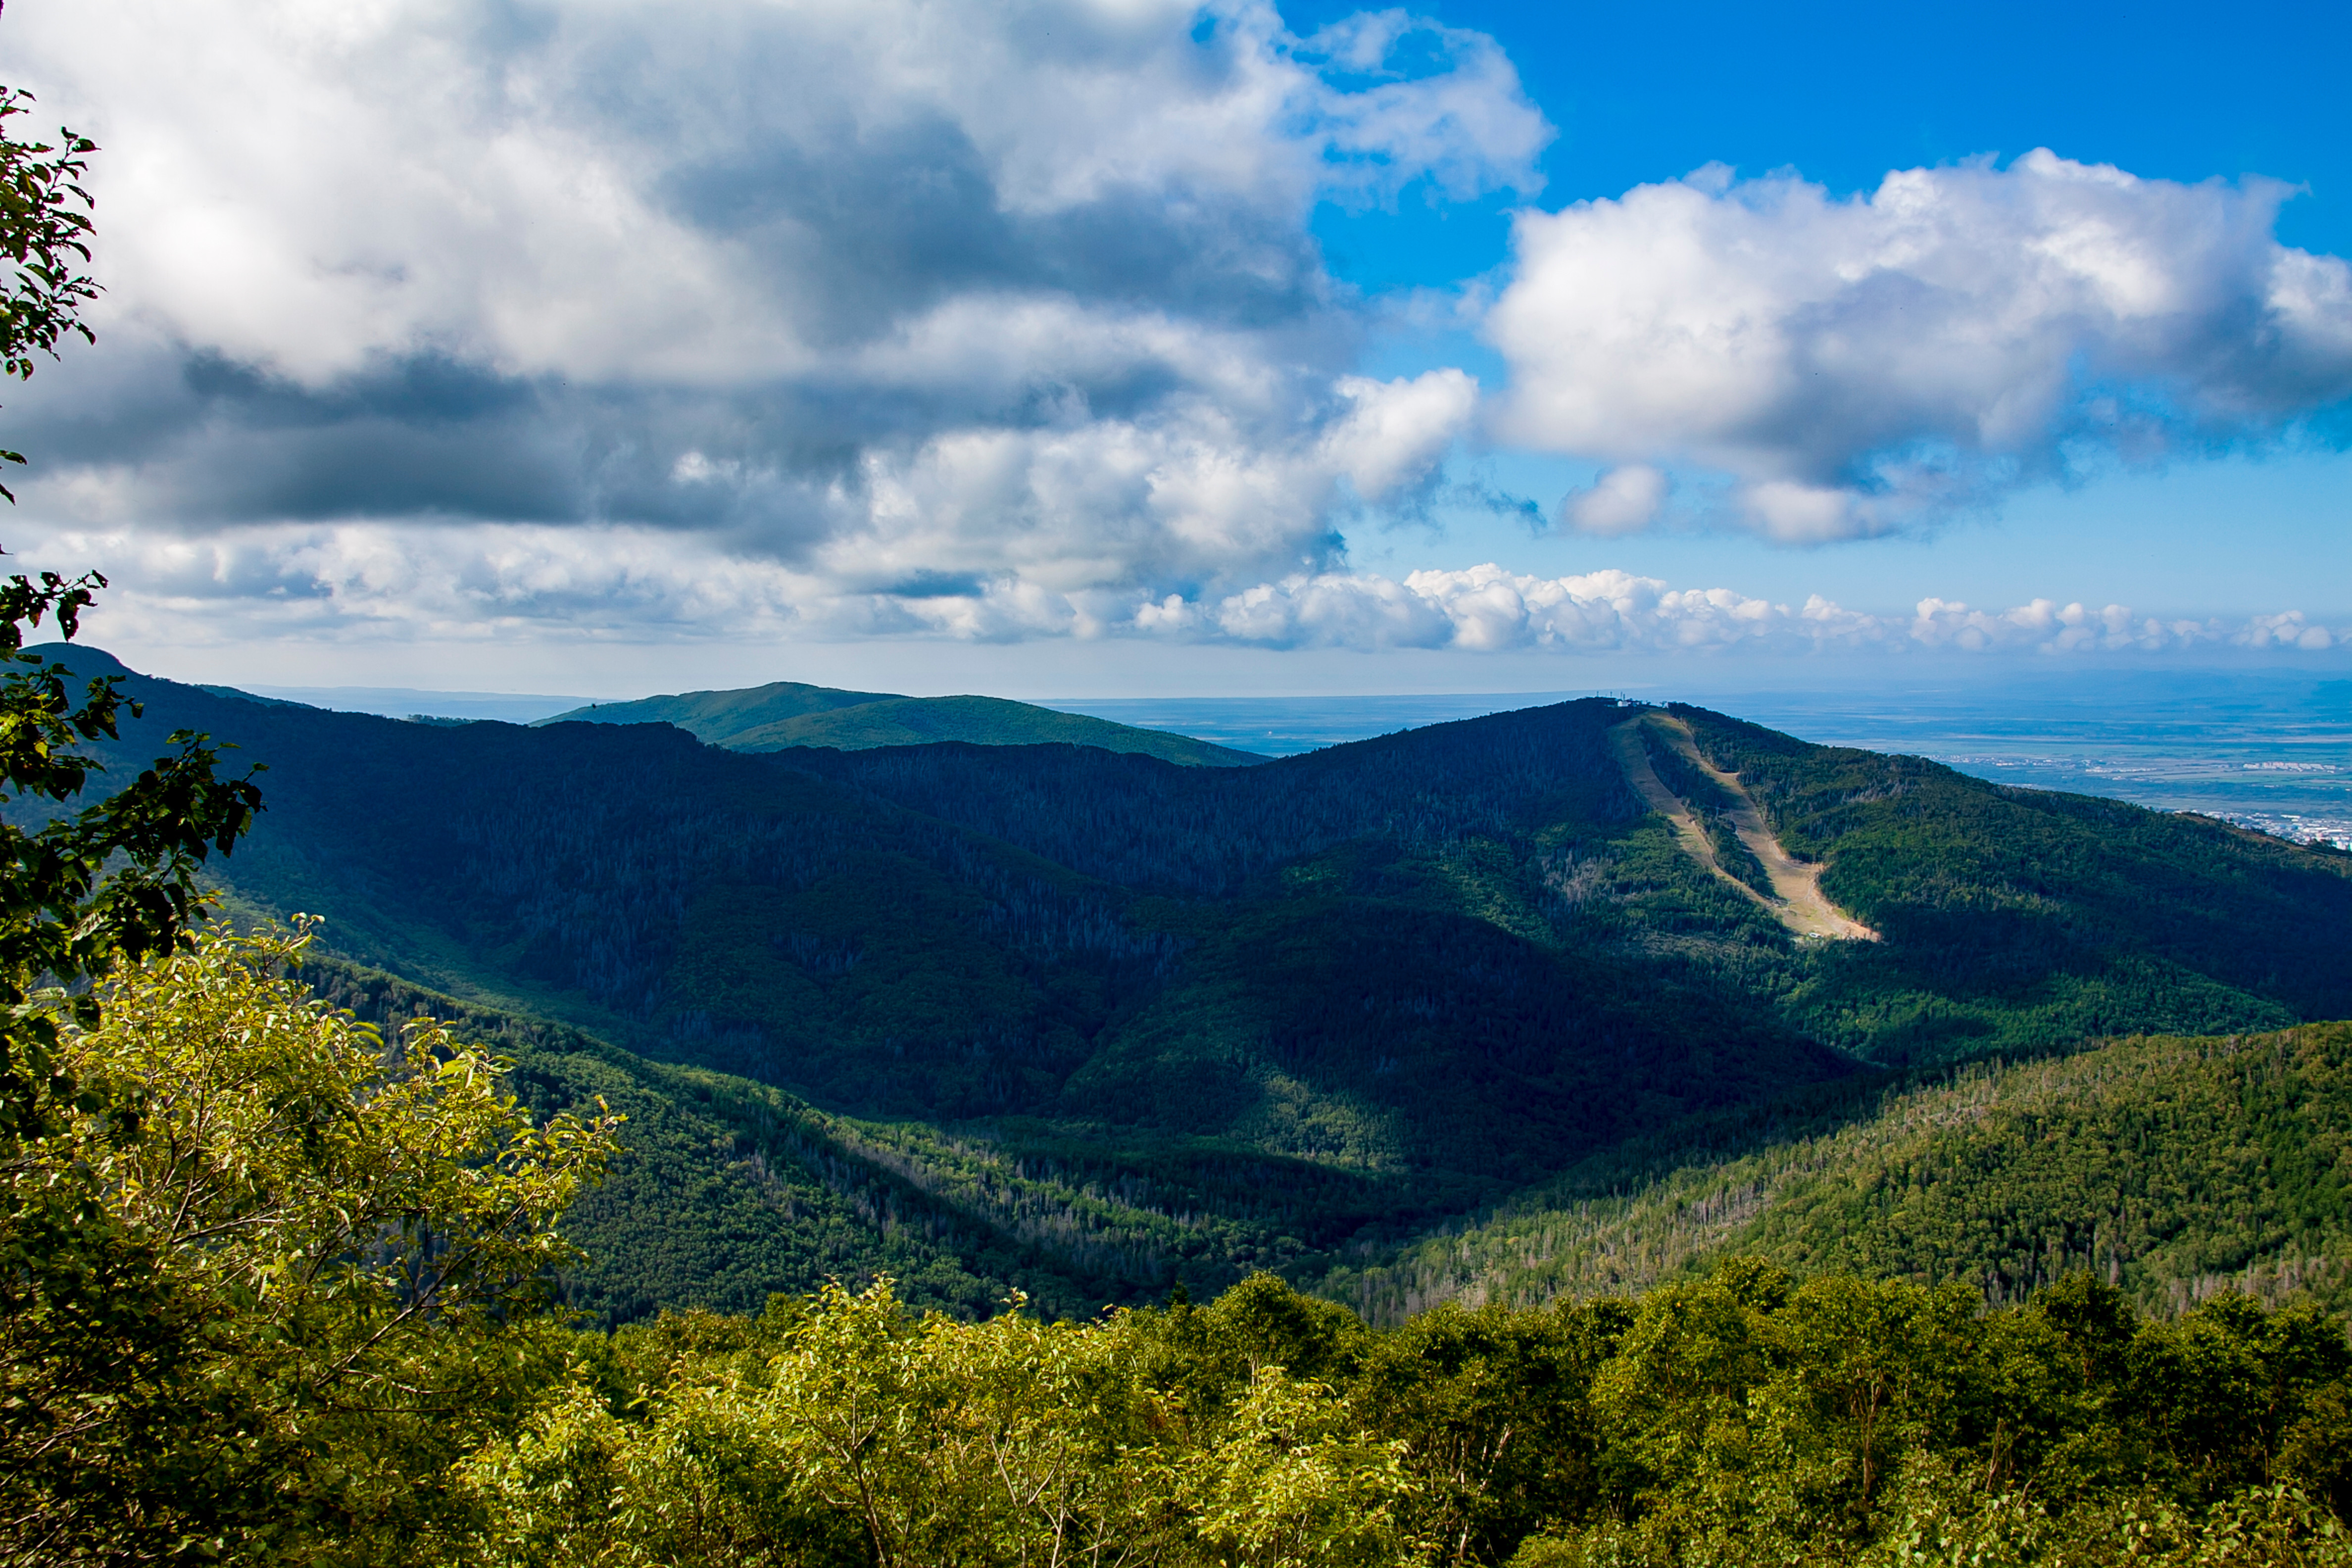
[13,927,2352,1568]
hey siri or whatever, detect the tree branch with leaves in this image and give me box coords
[0,84,97,502]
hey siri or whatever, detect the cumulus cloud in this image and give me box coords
[1560,465,1668,536]
[5,0,1542,599]
[1167,566,2339,654]
[10,0,2348,650]
[1488,153,2352,540]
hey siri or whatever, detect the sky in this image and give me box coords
[3,0,2349,698]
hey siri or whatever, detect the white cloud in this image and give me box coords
[3,0,1531,601]
[1560,465,1667,536]
[22,0,1540,389]
[8,0,2348,649]
[1322,371,1481,498]
[29,522,2344,661]
[1488,153,2352,539]
[1187,571,2347,655]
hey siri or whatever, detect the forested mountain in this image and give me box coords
[302,956,1091,1324]
[537,677,1262,765]
[329,948,2352,1340]
[1331,1020,2352,1323]
[32,645,2352,1314]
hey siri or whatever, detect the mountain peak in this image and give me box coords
[540,679,1265,766]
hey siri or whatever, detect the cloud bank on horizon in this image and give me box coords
[41,523,2344,657]
[6,0,2350,656]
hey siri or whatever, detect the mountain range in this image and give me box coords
[25,644,2352,1321]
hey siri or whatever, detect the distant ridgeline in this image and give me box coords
[31,645,2352,1321]
[535,679,1265,766]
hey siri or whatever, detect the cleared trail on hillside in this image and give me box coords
[1609,714,1878,942]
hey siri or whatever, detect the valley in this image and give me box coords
[27,646,2352,1323]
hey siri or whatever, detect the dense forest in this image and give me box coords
[461,1268,2352,1568]
[316,955,2352,1334]
[6,638,2352,1566]
[26,645,2352,1314]
[19,930,2352,1567]
[1329,1021,2352,1324]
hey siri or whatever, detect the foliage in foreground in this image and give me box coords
[0,929,617,1566]
[4,925,2352,1568]
[450,1265,2352,1568]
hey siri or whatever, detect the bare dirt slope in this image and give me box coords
[1609,713,1878,942]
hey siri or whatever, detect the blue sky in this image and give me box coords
[1310,0,2352,624]
[5,0,2348,695]
[1302,0,2352,270]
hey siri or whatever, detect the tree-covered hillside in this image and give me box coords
[538,677,1263,766]
[32,646,2352,1310]
[1328,1021,2352,1324]
[338,950,2352,1355]
[1676,705,2352,1041]
[42,928,2352,1566]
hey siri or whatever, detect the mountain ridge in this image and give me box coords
[19,642,2352,1318]
[538,678,1266,766]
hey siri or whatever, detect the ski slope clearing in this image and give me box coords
[1610,712,1878,941]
